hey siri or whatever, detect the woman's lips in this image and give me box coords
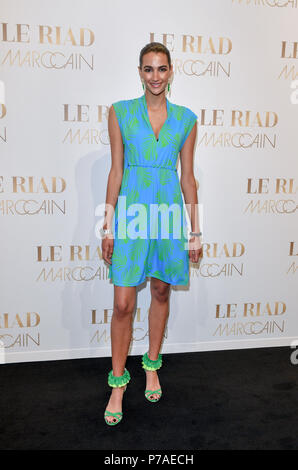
[151,83,162,88]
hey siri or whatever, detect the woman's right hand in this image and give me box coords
[101,235,114,265]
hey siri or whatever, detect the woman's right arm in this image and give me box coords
[101,104,124,265]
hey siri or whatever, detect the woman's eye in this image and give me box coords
[144,68,167,72]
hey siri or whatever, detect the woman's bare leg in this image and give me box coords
[105,285,136,423]
[145,277,170,400]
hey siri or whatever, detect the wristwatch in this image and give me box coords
[99,227,113,238]
[189,231,202,237]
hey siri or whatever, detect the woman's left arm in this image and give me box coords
[180,122,202,263]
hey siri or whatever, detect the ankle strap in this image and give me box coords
[142,352,162,371]
[108,368,131,388]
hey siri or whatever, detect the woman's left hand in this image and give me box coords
[188,236,202,263]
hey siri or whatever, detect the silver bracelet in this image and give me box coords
[189,231,202,237]
[100,227,114,238]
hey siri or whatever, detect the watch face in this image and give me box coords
[100,228,110,237]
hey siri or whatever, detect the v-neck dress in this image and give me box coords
[107,93,198,286]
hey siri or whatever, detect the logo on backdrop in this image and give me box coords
[0,23,95,71]
[287,241,298,275]
[279,40,298,81]
[190,242,245,279]
[213,301,287,337]
[62,103,110,145]
[35,244,107,282]
[190,240,297,280]
[0,312,40,349]
[244,177,297,214]
[0,176,67,216]
[196,108,278,149]
[150,33,232,79]
[90,308,168,345]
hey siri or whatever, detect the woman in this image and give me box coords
[101,42,202,425]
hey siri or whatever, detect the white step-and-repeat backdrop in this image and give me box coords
[1,0,297,363]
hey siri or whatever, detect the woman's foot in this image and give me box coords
[145,369,162,401]
[104,385,126,425]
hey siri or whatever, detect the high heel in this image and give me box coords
[142,352,163,402]
[104,368,131,426]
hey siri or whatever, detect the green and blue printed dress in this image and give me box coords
[108,93,198,286]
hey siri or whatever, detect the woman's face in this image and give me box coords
[139,52,172,96]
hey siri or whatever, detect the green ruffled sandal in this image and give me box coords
[104,368,131,426]
[142,352,163,403]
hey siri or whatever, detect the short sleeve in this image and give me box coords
[179,108,198,151]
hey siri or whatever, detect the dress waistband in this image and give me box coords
[127,163,177,172]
